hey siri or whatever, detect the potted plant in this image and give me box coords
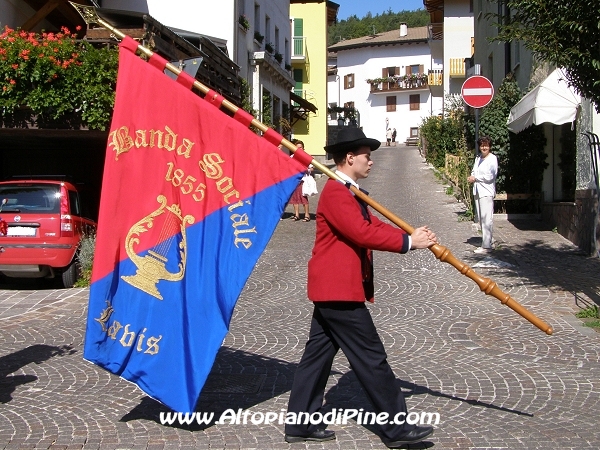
[274,52,283,63]
[285,63,292,71]
[254,31,264,43]
[265,42,274,53]
[238,14,250,31]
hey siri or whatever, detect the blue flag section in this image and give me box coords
[83,40,307,412]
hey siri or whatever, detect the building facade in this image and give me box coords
[102,0,295,136]
[290,0,338,158]
[474,0,600,256]
[424,0,474,115]
[328,25,433,145]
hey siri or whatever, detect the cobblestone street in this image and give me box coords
[1,146,599,449]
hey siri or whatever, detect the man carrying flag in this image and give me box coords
[285,128,438,448]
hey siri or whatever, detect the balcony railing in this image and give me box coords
[428,23,443,41]
[449,58,466,77]
[367,75,429,93]
[428,69,443,86]
[292,36,306,59]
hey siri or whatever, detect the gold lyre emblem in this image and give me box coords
[121,195,195,300]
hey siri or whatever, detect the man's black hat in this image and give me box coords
[324,128,381,154]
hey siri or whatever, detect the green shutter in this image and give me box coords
[293,18,303,37]
[293,69,303,97]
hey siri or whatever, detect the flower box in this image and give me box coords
[238,15,250,31]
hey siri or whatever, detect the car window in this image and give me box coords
[0,184,61,213]
[68,190,80,216]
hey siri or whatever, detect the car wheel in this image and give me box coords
[61,260,80,288]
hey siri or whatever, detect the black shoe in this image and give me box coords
[382,426,434,448]
[284,429,336,443]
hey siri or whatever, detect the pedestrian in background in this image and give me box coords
[288,140,312,222]
[386,128,392,146]
[392,128,397,146]
[468,135,498,254]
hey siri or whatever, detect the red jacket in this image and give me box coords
[307,179,409,302]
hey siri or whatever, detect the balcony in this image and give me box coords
[367,75,429,93]
[449,58,466,78]
[428,23,443,41]
[292,36,306,61]
[428,69,443,86]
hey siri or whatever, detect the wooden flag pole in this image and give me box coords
[69,3,552,335]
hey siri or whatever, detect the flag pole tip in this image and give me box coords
[69,2,100,24]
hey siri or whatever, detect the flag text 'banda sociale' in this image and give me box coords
[84,40,305,412]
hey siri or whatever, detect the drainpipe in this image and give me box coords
[504,2,511,76]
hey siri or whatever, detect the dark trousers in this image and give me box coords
[285,302,414,440]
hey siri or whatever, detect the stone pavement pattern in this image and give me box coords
[1,146,600,449]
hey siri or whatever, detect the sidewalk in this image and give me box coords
[1,145,599,449]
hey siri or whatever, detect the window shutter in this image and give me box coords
[419,64,424,74]
[294,69,303,94]
[386,96,396,112]
[294,18,303,37]
[409,94,420,111]
[406,66,411,76]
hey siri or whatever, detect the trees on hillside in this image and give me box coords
[328,9,429,46]
[490,0,600,111]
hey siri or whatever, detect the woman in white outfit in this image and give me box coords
[468,136,498,254]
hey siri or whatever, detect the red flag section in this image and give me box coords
[84,40,306,412]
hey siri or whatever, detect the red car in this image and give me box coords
[0,179,97,288]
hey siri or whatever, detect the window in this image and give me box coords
[265,16,271,43]
[409,94,420,110]
[254,4,260,34]
[293,68,303,97]
[344,73,354,89]
[293,17,303,38]
[275,27,279,52]
[410,127,419,137]
[386,66,399,77]
[386,96,396,112]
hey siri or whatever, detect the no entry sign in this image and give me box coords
[461,76,494,108]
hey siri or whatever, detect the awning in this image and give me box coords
[507,68,581,133]
[290,92,318,125]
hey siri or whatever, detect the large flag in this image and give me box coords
[84,38,307,412]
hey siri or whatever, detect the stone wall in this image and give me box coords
[542,189,599,256]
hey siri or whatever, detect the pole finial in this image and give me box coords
[69,2,101,24]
